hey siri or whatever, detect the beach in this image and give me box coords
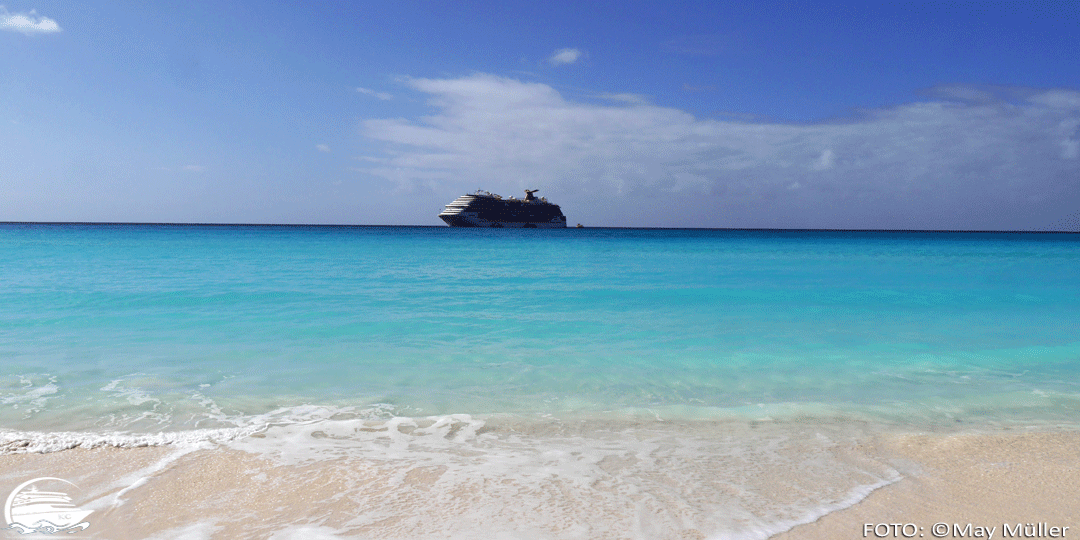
[2,421,1076,539]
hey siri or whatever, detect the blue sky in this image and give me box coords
[2,1,1078,229]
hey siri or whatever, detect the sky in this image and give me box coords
[2,1,1079,230]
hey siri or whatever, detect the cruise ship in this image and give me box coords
[439,189,567,228]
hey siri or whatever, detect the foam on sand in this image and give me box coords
[1,416,901,539]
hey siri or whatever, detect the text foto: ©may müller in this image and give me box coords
[864,522,1070,538]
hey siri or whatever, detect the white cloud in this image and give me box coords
[360,74,1080,230]
[184,165,205,173]
[0,6,61,35]
[548,48,582,66]
[316,144,331,153]
[1031,90,1080,110]
[356,87,392,101]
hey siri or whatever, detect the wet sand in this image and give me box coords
[776,430,1080,540]
[1,427,1076,539]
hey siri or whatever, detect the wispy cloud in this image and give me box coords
[548,48,582,66]
[316,144,331,153]
[360,74,1080,230]
[600,93,651,106]
[357,87,393,100]
[0,6,61,35]
[184,165,205,173]
[812,149,835,171]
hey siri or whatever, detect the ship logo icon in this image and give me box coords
[4,477,92,534]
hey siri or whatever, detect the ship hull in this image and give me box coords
[439,214,566,228]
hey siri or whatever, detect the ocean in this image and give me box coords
[1,224,1078,539]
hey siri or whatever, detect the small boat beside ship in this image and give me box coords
[439,189,567,228]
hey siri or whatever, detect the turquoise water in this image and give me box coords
[2,224,1079,433]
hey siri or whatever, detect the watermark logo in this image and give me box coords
[3,478,92,534]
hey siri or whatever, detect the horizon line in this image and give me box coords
[1,221,1077,234]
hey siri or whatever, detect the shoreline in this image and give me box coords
[1,421,1076,539]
